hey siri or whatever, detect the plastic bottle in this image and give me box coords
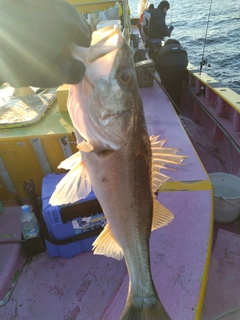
[21,205,39,239]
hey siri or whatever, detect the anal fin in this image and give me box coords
[92,224,123,260]
[152,199,174,231]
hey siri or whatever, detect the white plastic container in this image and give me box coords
[209,173,240,223]
[21,205,39,239]
[96,20,121,30]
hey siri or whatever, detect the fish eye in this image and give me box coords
[117,67,133,86]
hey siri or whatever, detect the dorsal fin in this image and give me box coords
[150,135,186,193]
[49,152,92,206]
[152,199,174,231]
[92,224,124,260]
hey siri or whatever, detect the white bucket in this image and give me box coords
[209,173,240,223]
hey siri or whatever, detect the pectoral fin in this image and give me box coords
[57,151,82,170]
[92,224,124,260]
[77,141,94,153]
[152,199,174,231]
[49,152,91,206]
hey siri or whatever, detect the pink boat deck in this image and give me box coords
[202,230,240,320]
[0,82,213,319]
[0,207,26,303]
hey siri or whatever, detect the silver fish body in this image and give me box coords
[81,43,170,319]
[50,27,185,319]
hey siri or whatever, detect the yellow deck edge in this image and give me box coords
[159,179,212,192]
[194,189,214,319]
[159,176,214,319]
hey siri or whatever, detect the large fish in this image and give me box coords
[50,26,185,319]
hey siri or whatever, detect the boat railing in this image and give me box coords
[68,0,119,12]
[68,0,131,43]
[184,63,240,149]
[71,0,119,7]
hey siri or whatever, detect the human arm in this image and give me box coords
[0,0,92,88]
[157,19,172,37]
[168,26,174,35]
[142,10,151,26]
[155,16,172,37]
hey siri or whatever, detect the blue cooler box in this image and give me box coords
[42,173,105,259]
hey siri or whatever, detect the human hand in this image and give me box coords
[169,26,174,34]
[0,0,92,88]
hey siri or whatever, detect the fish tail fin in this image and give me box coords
[120,295,171,320]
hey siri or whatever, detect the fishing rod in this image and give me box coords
[200,0,213,74]
[170,0,173,24]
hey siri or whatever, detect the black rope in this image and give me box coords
[200,0,213,74]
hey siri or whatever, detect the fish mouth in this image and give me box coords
[68,25,125,69]
[88,26,124,62]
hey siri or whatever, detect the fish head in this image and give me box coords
[68,26,142,152]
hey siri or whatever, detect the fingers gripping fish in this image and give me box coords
[50,26,186,320]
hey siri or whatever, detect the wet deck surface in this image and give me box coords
[0,82,213,319]
[201,229,240,320]
[0,191,212,320]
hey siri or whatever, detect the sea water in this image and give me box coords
[129,0,240,94]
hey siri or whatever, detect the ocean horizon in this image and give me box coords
[129,0,240,94]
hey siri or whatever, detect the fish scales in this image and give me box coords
[50,26,185,319]
[82,100,154,288]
